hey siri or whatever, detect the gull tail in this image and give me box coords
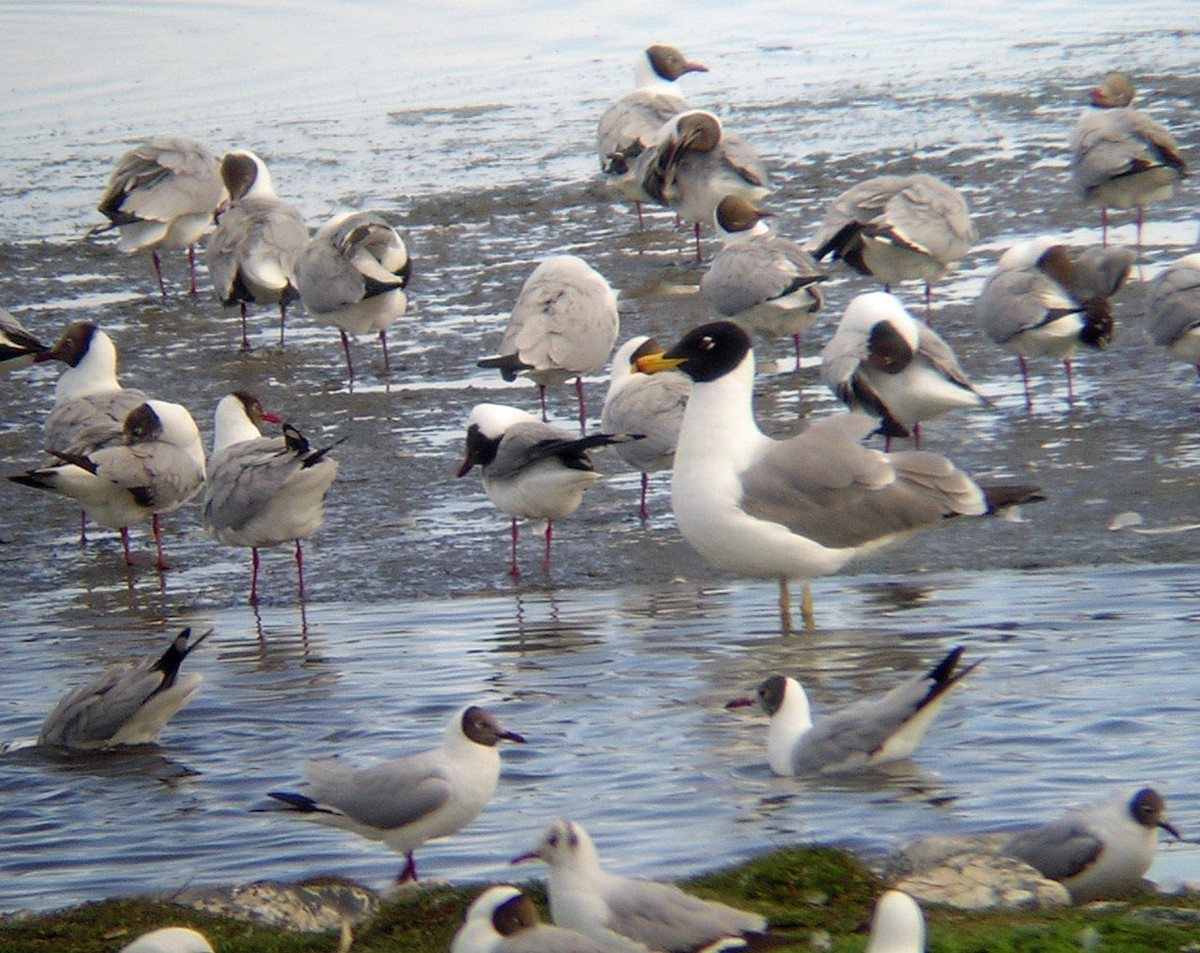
[265,791,339,816]
[477,353,533,382]
[979,484,1045,514]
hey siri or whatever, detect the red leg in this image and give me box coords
[509,518,520,577]
[538,385,548,423]
[120,526,133,565]
[187,245,199,295]
[791,333,803,373]
[397,852,418,884]
[1064,357,1075,409]
[635,201,645,231]
[693,222,702,262]
[380,329,390,375]
[279,301,287,347]
[152,514,169,571]
[913,421,922,450]
[295,539,307,600]
[250,547,261,604]
[639,472,650,521]
[575,376,587,435]
[543,520,553,572]
[1018,355,1033,413]
[341,330,355,384]
[152,251,167,298]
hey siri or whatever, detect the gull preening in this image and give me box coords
[1145,253,1200,377]
[512,818,769,953]
[726,645,977,775]
[864,890,926,953]
[453,885,635,953]
[1005,786,1182,902]
[0,306,48,371]
[267,705,526,884]
[635,321,1040,632]
[208,150,309,349]
[201,391,339,604]
[89,136,225,297]
[295,210,411,384]
[38,628,211,750]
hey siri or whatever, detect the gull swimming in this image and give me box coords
[39,627,211,750]
[89,136,225,297]
[267,705,526,884]
[452,885,636,953]
[864,890,926,953]
[0,306,48,371]
[636,321,1040,632]
[1145,253,1200,377]
[726,645,978,775]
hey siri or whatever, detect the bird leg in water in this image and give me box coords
[543,520,554,572]
[397,851,418,884]
[152,514,170,571]
[509,517,521,577]
[188,245,200,296]
[340,330,356,385]
[250,547,261,604]
[574,376,587,435]
[151,250,167,298]
[295,538,307,600]
[380,328,391,375]
[639,472,650,522]
[1064,356,1076,409]
[1017,355,1033,413]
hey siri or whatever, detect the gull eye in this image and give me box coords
[701,336,715,351]
[547,833,559,846]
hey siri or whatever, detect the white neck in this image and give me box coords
[720,219,771,244]
[211,396,264,452]
[767,678,814,776]
[55,332,119,403]
[634,54,673,91]
[676,353,762,459]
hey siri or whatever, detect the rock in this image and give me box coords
[168,879,381,932]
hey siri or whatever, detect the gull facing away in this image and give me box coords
[600,335,690,521]
[821,291,988,448]
[202,391,340,604]
[208,150,308,349]
[0,306,47,371]
[635,321,1041,633]
[11,399,207,570]
[864,890,926,953]
[512,819,769,953]
[1005,787,1182,902]
[726,645,978,775]
[477,255,620,434]
[118,927,214,953]
[635,109,770,260]
[701,195,827,371]
[807,173,976,318]
[597,44,708,226]
[1145,253,1200,377]
[38,627,211,750]
[89,136,225,297]
[266,705,526,884]
[977,237,1135,411]
[295,210,411,385]
[452,885,637,953]
[457,403,635,576]
[1070,72,1188,247]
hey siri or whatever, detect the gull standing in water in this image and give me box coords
[202,391,340,604]
[477,256,619,433]
[452,885,636,953]
[38,628,211,750]
[208,150,308,349]
[1070,72,1188,247]
[636,321,1040,633]
[726,645,978,775]
[267,705,526,884]
[512,819,769,953]
[821,291,988,448]
[864,891,926,953]
[89,136,225,297]
[597,44,708,226]
[0,306,47,371]
[977,237,1135,411]
[701,195,827,372]
[1145,253,1200,377]
[600,335,690,521]
[295,210,410,385]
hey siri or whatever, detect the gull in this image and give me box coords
[456,403,632,576]
[89,136,225,297]
[807,173,976,318]
[977,237,1135,411]
[600,335,690,520]
[118,927,214,953]
[201,391,339,604]
[453,885,636,953]
[295,210,411,385]
[266,705,526,884]
[0,306,47,371]
[208,150,308,349]
[597,44,708,226]
[1005,786,1183,902]
[700,195,827,371]
[511,818,769,953]
[635,110,769,260]
[11,399,207,570]
[38,627,211,750]
[864,890,925,953]
[477,256,619,433]
[1145,253,1200,377]
[820,291,987,448]
[1070,72,1188,247]
[635,321,1041,633]
[725,645,977,775]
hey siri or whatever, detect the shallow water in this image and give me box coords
[1,0,1200,915]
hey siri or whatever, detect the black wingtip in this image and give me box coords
[266,791,336,815]
[477,353,533,382]
[981,484,1046,513]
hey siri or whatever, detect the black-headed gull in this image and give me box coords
[267,705,526,884]
[807,173,975,318]
[89,137,225,297]
[201,391,339,604]
[11,399,206,569]
[295,210,411,384]
[700,195,827,371]
[452,885,635,953]
[511,819,769,953]
[457,403,632,576]
[600,335,690,521]
[976,237,1135,411]
[38,627,211,750]
[821,291,987,448]
[1070,72,1188,247]
[1145,253,1200,376]
[477,256,619,433]
[726,645,977,775]
[0,306,48,371]
[635,321,1041,633]
[864,890,926,953]
[118,927,214,953]
[208,151,308,349]
[1005,787,1182,902]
